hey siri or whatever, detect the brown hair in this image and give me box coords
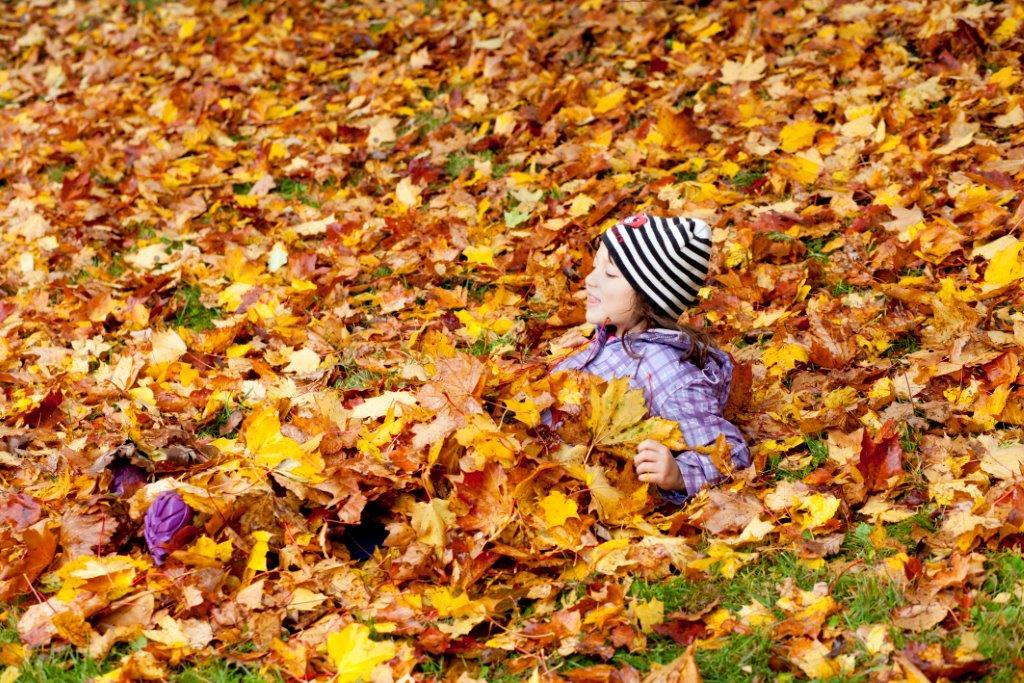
[616,290,720,370]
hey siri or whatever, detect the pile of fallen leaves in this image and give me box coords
[1,0,1023,680]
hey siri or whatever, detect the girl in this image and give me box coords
[542,212,751,505]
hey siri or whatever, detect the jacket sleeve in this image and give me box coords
[653,378,748,503]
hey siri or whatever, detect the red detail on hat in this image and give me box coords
[611,226,625,244]
[623,214,648,228]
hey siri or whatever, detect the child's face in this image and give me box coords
[583,242,642,331]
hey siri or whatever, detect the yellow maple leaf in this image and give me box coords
[593,88,626,114]
[569,194,596,217]
[455,413,520,470]
[326,623,397,683]
[424,587,488,619]
[792,494,840,529]
[586,375,684,457]
[244,407,324,481]
[631,598,664,633]
[177,17,197,39]
[689,541,758,579]
[493,111,517,136]
[463,245,495,266]
[245,407,307,468]
[504,396,540,427]
[176,535,232,567]
[779,120,820,153]
[56,555,149,602]
[538,490,579,528]
[356,403,407,460]
[571,463,650,525]
[984,240,1024,287]
[247,531,271,571]
[763,342,809,377]
[777,154,821,185]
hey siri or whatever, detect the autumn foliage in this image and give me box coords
[1,0,1024,681]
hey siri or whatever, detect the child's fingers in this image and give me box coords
[635,462,660,478]
[636,444,662,457]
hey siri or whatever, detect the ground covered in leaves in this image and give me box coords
[1,0,1024,680]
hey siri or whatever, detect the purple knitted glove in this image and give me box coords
[144,491,192,565]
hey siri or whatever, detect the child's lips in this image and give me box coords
[587,294,600,304]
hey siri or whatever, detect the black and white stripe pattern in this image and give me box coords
[600,213,713,321]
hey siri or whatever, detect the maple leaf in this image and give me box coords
[537,490,579,528]
[326,623,397,683]
[583,375,685,459]
[244,406,324,483]
[856,419,904,492]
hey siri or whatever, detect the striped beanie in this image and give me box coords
[600,212,713,321]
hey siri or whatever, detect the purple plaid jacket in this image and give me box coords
[541,323,751,504]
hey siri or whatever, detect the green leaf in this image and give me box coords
[503,209,530,228]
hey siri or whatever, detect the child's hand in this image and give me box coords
[633,439,685,491]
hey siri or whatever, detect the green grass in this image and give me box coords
[127,0,168,10]
[631,552,828,621]
[628,575,718,614]
[197,401,244,439]
[468,332,517,357]
[971,552,1024,681]
[718,552,826,612]
[45,163,74,183]
[730,168,766,189]
[275,178,319,208]
[444,151,475,179]
[335,368,384,391]
[766,434,829,481]
[0,613,279,682]
[829,280,874,297]
[883,332,921,358]
[14,647,115,682]
[886,506,937,547]
[12,651,282,683]
[898,422,923,454]
[173,284,222,331]
[801,233,835,262]
[106,253,127,278]
[841,523,899,564]
[694,631,775,682]
[832,572,905,629]
[613,638,687,672]
[172,659,283,683]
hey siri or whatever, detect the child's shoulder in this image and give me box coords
[631,329,733,388]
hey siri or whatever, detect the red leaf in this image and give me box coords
[857,419,904,491]
[652,618,706,645]
[19,388,64,429]
[60,171,92,202]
